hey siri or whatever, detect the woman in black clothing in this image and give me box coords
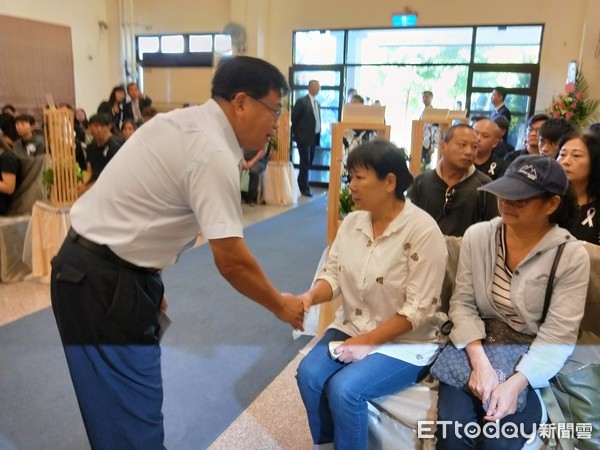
[557,131,600,245]
[97,86,127,133]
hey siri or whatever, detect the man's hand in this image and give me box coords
[160,296,168,312]
[280,293,305,331]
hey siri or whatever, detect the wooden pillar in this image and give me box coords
[44,108,78,207]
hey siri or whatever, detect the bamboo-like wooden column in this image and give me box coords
[317,122,391,336]
[44,108,77,206]
[274,110,290,162]
[410,119,466,176]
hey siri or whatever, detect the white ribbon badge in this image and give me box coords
[489,162,497,176]
[582,208,595,228]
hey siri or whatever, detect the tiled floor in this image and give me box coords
[0,189,324,449]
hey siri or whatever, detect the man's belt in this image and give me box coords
[67,228,161,275]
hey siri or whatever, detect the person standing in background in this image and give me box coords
[346,88,357,104]
[292,79,321,197]
[124,82,152,127]
[489,87,511,143]
[420,90,434,119]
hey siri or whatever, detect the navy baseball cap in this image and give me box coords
[479,154,568,200]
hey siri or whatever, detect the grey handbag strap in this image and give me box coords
[541,243,566,323]
[540,242,574,450]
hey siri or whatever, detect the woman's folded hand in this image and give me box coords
[335,335,375,363]
[483,372,529,421]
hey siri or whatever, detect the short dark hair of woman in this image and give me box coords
[346,139,413,200]
[211,56,290,101]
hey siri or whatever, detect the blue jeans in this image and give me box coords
[436,382,542,450]
[296,329,429,450]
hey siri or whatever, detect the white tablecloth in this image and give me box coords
[23,201,71,282]
[262,161,299,206]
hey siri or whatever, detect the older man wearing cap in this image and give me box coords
[435,154,589,450]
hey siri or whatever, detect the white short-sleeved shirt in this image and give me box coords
[70,99,244,269]
[317,200,449,365]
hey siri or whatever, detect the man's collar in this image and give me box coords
[436,160,475,183]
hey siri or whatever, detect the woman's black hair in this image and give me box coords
[108,86,126,105]
[548,185,578,228]
[346,139,413,200]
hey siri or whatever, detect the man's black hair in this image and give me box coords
[211,56,289,101]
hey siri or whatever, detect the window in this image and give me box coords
[138,36,159,60]
[291,24,543,182]
[293,30,345,65]
[346,28,473,64]
[136,33,233,66]
[189,35,213,52]
[160,35,184,53]
[474,26,543,64]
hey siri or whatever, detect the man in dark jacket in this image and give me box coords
[291,80,321,197]
[124,82,152,127]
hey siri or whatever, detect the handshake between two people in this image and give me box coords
[277,292,313,332]
[276,290,375,362]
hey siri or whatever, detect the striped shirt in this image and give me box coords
[491,226,527,331]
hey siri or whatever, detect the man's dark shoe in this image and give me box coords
[301,190,313,197]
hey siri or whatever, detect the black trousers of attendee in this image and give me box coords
[297,137,318,193]
[436,382,542,450]
[51,235,165,450]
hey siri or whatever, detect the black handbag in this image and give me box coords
[430,243,565,412]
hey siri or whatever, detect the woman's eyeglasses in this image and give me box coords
[498,196,546,208]
[443,187,456,216]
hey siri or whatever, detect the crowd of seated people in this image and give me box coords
[293,115,600,448]
[0,84,153,211]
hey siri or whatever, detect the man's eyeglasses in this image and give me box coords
[527,126,542,135]
[443,187,456,216]
[246,94,282,121]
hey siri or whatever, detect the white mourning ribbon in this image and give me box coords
[582,207,596,228]
[488,162,497,176]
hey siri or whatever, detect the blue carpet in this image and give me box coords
[0,196,327,450]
